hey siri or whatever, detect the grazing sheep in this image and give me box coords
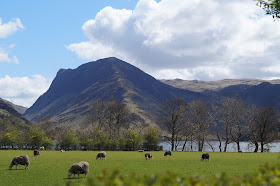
[39,146,45,150]
[201,153,210,161]
[96,151,106,160]
[138,150,144,152]
[33,149,40,156]
[9,155,30,170]
[164,151,172,156]
[67,161,89,178]
[145,152,153,160]
[61,149,65,152]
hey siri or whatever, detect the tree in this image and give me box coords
[208,99,223,152]
[29,126,46,149]
[255,106,279,152]
[188,100,210,152]
[58,128,79,150]
[158,98,188,151]
[142,126,159,151]
[124,129,142,150]
[221,97,245,152]
[256,0,280,19]
[93,129,110,150]
[245,105,259,152]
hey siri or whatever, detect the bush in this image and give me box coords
[84,161,280,185]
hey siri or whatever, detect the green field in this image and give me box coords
[0,150,279,185]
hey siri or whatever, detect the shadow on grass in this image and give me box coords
[7,169,27,171]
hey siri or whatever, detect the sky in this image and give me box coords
[0,0,280,108]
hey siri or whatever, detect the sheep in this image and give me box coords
[61,149,65,152]
[34,149,40,156]
[164,151,172,156]
[39,146,45,150]
[201,153,210,161]
[138,150,144,152]
[96,151,106,160]
[145,152,153,160]
[67,161,89,178]
[9,155,30,170]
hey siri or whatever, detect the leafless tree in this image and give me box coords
[188,100,209,152]
[245,105,259,152]
[208,99,223,152]
[221,97,244,152]
[158,97,188,151]
[255,106,279,152]
[87,100,108,130]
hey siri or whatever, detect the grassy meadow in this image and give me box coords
[0,150,279,185]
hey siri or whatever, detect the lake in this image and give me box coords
[159,141,280,152]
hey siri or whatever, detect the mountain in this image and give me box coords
[0,98,30,131]
[161,79,280,92]
[212,82,280,109]
[24,57,203,127]
[1,98,28,114]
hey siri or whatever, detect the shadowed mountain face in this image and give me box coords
[0,98,30,131]
[212,82,280,109]
[1,99,28,114]
[24,57,203,126]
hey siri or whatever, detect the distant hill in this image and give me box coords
[1,98,28,114]
[0,98,30,131]
[211,82,280,110]
[161,79,280,92]
[24,57,203,128]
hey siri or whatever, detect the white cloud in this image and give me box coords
[0,47,19,64]
[67,0,280,80]
[0,75,52,107]
[0,18,24,39]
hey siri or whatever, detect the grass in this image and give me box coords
[0,150,279,185]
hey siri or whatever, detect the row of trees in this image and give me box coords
[160,97,279,152]
[0,124,160,151]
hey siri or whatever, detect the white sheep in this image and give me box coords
[9,155,30,170]
[67,161,89,178]
[39,146,45,150]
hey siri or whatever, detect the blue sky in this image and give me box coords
[1,0,280,107]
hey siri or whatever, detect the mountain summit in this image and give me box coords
[24,57,202,127]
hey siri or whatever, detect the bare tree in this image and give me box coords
[208,99,223,152]
[245,105,259,152]
[188,100,209,152]
[255,106,279,152]
[221,97,244,152]
[87,100,108,130]
[158,97,188,151]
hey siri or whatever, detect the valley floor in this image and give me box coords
[0,150,278,185]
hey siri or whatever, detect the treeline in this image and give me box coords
[0,97,279,152]
[160,97,280,152]
[0,101,160,150]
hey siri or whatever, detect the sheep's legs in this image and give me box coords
[16,164,18,170]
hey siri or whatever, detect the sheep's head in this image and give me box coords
[67,171,72,178]
[9,162,14,170]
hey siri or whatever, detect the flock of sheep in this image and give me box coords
[8,149,210,179]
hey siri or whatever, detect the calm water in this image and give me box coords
[159,141,280,152]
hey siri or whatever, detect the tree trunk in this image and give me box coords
[237,142,240,152]
[223,139,229,152]
[182,138,188,151]
[261,142,264,152]
[254,141,258,152]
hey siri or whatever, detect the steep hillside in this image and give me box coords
[212,82,280,109]
[1,98,28,114]
[0,98,30,131]
[24,57,203,127]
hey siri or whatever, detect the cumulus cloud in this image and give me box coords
[0,18,24,38]
[67,0,280,80]
[0,47,19,64]
[0,75,52,107]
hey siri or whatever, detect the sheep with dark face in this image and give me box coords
[34,149,40,156]
[145,152,153,160]
[164,151,172,156]
[201,153,210,161]
[9,155,30,170]
[96,151,106,160]
[67,161,89,178]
